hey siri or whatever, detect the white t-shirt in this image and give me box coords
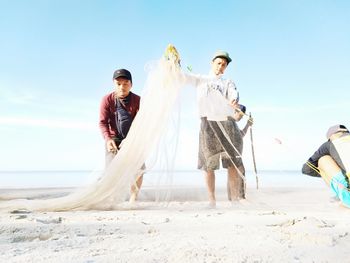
[184,71,239,121]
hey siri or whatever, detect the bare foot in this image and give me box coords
[208,200,216,209]
[129,193,137,204]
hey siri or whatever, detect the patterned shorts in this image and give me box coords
[198,117,243,170]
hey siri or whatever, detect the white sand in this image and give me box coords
[1,186,350,262]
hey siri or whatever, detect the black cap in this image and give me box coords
[238,104,246,114]
[113,69,132,82]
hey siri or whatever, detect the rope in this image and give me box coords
[210,121,247,197]
[306,161,350,191]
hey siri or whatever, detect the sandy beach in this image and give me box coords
[1,186,350,263]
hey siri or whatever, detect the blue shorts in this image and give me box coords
[330,172,350,208]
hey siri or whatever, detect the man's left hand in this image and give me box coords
[230,99,238,108]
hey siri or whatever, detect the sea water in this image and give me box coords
[0,170,325,189]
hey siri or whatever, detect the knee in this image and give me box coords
[318,155,341,176]
[228,165,245,175]
[319,155,333,163]
[205,170,215,177]
[318,155,336,169]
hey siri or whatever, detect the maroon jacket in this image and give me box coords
[99,91,140,141]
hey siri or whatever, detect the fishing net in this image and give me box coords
[0,45,246,211]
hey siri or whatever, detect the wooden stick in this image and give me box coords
[249,112,259,189]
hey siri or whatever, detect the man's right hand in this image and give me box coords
[247,117,254,126]
[106,139,117,153]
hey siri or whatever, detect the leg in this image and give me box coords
[318,155,341,185]
[227,165,245,200]
[227,176,231,201]
[227,166,245,201]
[105,148,116,169]
[129,174,144,203]
[239,165,246,198]
[198,118,220,207]
[209,120,245,202]
[205,170,216,207]
[318,155,350,208]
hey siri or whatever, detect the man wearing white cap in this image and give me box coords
[302,124,350,208]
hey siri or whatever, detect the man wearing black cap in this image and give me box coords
[226,104,254,200]
[99,68,143,202]
[302,124,350,208]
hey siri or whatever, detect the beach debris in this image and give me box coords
[147,227,157,234]
[317,219,335,228]
[141,217,170,225]
[266,216,335,228]
[332,232,350,246]
[267,217,306,227]
[39,232,52,241]
[15,215,28,220]
[36,217,63,224]
[11,235,37,243]
[258,210,286,216]
[10,209,32,214]
[338,232,348,238]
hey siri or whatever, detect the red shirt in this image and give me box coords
[99,92,140,140]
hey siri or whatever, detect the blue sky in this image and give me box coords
[0,0,349,172]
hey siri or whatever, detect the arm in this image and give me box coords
[240,117,253,137]
[99,95,112,141]
[226,80,239,107]
[181,72,205,87]
[99,95,118,153]
[301,141,330,177]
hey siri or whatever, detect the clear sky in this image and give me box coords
[1,0,349,172]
